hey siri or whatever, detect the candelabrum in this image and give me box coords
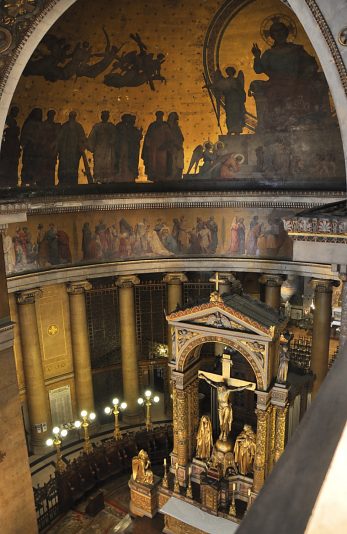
[74,410,96,454]
[137,390,160,431]
[174,462,180,493]
[162,457,168,489]
[229,482,237,517]
[104,398,127,440]
[46,427,68,474]
[186,466,193,499]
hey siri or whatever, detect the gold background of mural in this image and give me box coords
[10,0,326,182]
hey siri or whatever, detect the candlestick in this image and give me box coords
[186,466,193,499]
[162,457,168,489]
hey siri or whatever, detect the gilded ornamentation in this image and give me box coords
[234,424,256,475]
[47,324,59,336]
[193,311,245,330]
[66,281,92,294]
[209,290,223,303]
[274,406,288,463]
[15,288,42,304]
[176,389,188,466]
[0,27,12,54]
[164,515,206,534]
[195,415,213,461]
[253,408,268,493]
[168,302,273,336]
[132,449,154,485]
[176,329,200,351]
[267,405,276,474]
[172,386,178,455]
[3,1,37,19]
[178,334,265,390]
[243,340,266,368]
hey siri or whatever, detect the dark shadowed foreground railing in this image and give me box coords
[238,344,347,534]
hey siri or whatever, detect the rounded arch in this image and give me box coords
[0,0,77,139]
[0,0,346,184]
[177,333,265,390]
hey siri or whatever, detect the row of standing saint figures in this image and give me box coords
[0,106,185,187]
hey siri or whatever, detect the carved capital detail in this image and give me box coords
[259,275,284,287]
[16,288,42,305]
[67,281,92,295]
[115,275,140,288]
[163,272,188,285]
[310,279,339,294]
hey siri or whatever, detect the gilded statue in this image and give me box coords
[132,449,154,485]
[196,415,213,461]
[277,332,293,384]
[199,371,253,442]
[234,424,256,476]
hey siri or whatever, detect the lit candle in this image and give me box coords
[188,466,192,476]
[164,458,167,467]
[175,462,178,470]
[248,489,251,496]
[232,483,236,491]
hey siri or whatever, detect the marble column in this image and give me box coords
[310,279,336,398]
[163,272,187,359]
[67,281,95,414]
[253,408,269,492]
[116,275,141,421]
[16,289,51,452]
[259,275,284,310]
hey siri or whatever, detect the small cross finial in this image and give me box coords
[211,272,220,292]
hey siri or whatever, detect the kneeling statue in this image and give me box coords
[132,449,154,485]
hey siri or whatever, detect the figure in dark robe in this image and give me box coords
[88,111,117,183]
[249,20,330,130]
[207,216,218,253]
[57,111,86,186]
[0,106,21,187]
[40,110,61,187]
[167,111,184,180]
[82,222,92,260]
[141,111,171,181]
[45,223,59,265]
[211,67,246,134]
[115,114,142,181]
[20,108,44,186]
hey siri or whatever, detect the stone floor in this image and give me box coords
[46,474,164,533]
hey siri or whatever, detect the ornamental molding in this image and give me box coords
[0,191,345,217]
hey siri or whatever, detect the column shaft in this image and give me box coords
[259,275,283,310]
[164,273,187,358]
[67,282,95,413]
[176,388,189,467]
[274,406,288,463]
[17,290,51,452]
[253,408,269,492]
[310,280,334,398]
[338,275,347,355]
[117,276,140,419]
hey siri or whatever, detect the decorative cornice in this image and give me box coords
[167,302,273,337]
[15,288,42,304]
[66,280,92,294]
[310,278,340,293]
[259,275,284,287]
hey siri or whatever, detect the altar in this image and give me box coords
[129,278,294,530]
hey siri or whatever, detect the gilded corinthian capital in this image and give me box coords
[115,275,140,288]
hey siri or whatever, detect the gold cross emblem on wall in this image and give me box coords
[47,324,59,336]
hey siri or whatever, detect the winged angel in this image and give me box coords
[210,66,246,135]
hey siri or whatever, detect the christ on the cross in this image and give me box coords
[199,369,254,442]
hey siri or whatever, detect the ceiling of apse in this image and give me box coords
[6,0,345,189]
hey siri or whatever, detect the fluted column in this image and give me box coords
[310,279,337,398]
[163,272,187,359]
[116,275,141,420]
[16,289,51,453]
[259,275,284,310]
[67,281,95,414]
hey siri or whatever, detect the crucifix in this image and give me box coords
[210,272,221,292]
[199,353,256,442]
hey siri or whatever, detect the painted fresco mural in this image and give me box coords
[0,0,344,190]
[2,207,294,275]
